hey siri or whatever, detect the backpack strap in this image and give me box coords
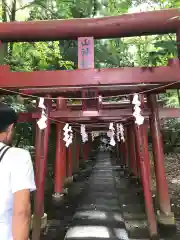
[0,145,11,163]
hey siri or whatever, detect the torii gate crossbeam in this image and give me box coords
[17,107,180,122]
[0,8,179,42]
[0,60,180,89]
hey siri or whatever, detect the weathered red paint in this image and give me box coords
[66,101,150,110]
[17,107,180,123]
[68,144,73,177]
[82,89,100,112]
[138,125,158,236]
[77,34,94,163]
[0,8,179,42]
[176,29,180,59]
[0,60,180,89]
[88,139,92,157]
[0,8,177,239]
[18,108,135,120]
[127,124,137,176]
[16,100,162,112]
[133,124,141,177]
[132,95,151,181]
[82,143,89,161]
[130,95,141,177]
[148,94,172,216]
[142,124,152,186]
[35,99,52,214]
[34,130,41,187]
[18,112,33,122]
[34,104,42,185]
[54,97,67,194]
[76,141,80,171]
[32,99,52,240]
[124,128,129,167]
[131,94,157,235]
[20,85,164,96]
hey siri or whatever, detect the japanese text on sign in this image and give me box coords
[78,37,94,69]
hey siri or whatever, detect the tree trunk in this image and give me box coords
[0,0,8,64]
[9,0,17,57]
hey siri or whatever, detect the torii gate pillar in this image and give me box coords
[67,142,73,180]
[52,97,67,202]
[32,98,52,240]
[148,94,175,225]
[75,132,80,171]
[176,29,180,59]
[127,124,138,177]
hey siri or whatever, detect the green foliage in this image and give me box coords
[95,39,134,68]
[28,0,73,20]
[1,0,180,155]
[160,90,179,107]
[7,41,74,71]
[102,0,132,15]
[147,37,177,66]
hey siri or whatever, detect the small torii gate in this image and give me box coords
[0,8,180,239]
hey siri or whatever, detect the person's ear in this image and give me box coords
[7,123,14,133]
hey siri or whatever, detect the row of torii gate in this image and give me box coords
[1,7,180,240]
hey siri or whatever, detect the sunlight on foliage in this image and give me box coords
[7,41,74,71]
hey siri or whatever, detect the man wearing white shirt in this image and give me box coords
[0,103,36,240]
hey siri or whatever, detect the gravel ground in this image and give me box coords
[151,153,180,218]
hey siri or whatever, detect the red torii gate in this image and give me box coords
[18,106,180,123]
[0,8,180,240]
[0,8,179,41]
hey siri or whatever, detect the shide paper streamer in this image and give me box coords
[37,97,47,130]
[132,93,144,126]
[63,123,73,147]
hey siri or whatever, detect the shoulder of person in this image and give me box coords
[9,147,31,158]
[8,147,32,167]
[8,147,36,193]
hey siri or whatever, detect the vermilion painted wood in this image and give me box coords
[68,144,73,177]
[127,124,137,176]
[0,60,180,89]
[0,8,179,42]
[32,99,52,239]
[17,107,180,122]
[148,95,172,217]
[19,86,164,96]
[54,97,67,194]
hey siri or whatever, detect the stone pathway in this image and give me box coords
[64,152,150,240]
[42,152,179,240]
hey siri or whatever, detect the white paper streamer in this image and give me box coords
[63,123,73,147]
[107,122,116,146]
[107,130,112,138]
[116,124,120,142]
[116,123,125,142]
[132,93,144,125]
[98,95,103,103]
[80,124,88,143]
[37,98,47,130]
[119,124,125,142]
[38,97,46,109]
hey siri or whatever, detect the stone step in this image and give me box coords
[65,226,128,240]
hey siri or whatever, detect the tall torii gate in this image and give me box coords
[0,8,180,240]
